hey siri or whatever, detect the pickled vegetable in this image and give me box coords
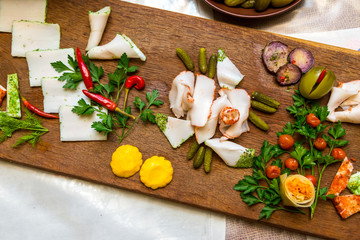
[251,91,280,109]
[248,110,269,131]
[198,48,207,74]
[255,0,271,12]
[176,48,195,71]
[271,0,294,8]
[276,63,302,86]
[299,66,336,99]
[251,100,277,113]
[208,53,217,78]
[204,147,213,173]
[288,48,314,73]
[193,146,205,169]
[262,41,290,74]
[241,0,255,8]
[224,0,247,6]
[187,139,200,160]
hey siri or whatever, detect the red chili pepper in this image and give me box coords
[21,95,59,119]
[123,75,145,110]
[76,47,93,91]
[82,90,135,119]
[316,69,326,83]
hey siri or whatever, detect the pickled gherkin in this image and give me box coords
[241,0,255,8]
[224,0,247,7]
[271,0,294,8]
[254,0,271,11]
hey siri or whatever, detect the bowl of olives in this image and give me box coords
[203,0,303,18]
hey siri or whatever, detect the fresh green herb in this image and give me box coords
[0,109,49,147]
[234,141,304,220]
[51,55,83,90]
[69,54,163,144]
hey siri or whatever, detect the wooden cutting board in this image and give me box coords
[0,1,359,239]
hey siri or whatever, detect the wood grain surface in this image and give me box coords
[0,1,359,239]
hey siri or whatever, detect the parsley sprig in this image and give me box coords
[235,90,349,220]
[66,53,163,144]
[0,109,49,147]
[234,141,305,220]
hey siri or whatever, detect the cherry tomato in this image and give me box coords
[306,175,316,186]
[278,134,295,150]
[284,158,298,170]
[306,113,321,127]
[314,137,327,151]
[266,165,281,179]
[331,148,346,160]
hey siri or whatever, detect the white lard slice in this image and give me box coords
[59,105,107,141]
[169,71,195,118]
[0,0,47,32]
[219,88,250,139]
[41,77,90,113]
[205,138,255,168]
[26,48,74,87]
[87,34,146,61]
[159,116,194,149]
[86,6,111,51]
[195,94,229,144]
[327,80,360,123]
[187,74,216,127]
[11,21,60,57]
[217,49,244,89]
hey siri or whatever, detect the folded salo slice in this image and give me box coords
[0,0,47,32]
[218,88,250,140]
[327,80,360,124]
[168,71,195,118]
[187,74,216,127]
[195,94,230,144]
[217,48,244,89]
[204,138,255,168]
[26,48,75,87]
[87,34,146,61]
[86,6,111,51]
[11,20,60,57]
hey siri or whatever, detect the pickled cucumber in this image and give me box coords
[241,0,255,8]
[198,48,207,74]
[176,48,195,72]
[254,0,271,12]
[187,140,200,160]
[208,54,217,78]
[249,111,269,131]
[204,147,213,173]
[251,100,277,113]
[224,0,247,7]
[193,146,205,169]
[251,91,280,109]
[272,0,294,8]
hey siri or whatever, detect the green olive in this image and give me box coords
[299,66,336,99]
[254,0,271,11]
[271,0,294,8]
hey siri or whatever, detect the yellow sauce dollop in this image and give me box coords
[140,156,173,189]
[110,145,143,178]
